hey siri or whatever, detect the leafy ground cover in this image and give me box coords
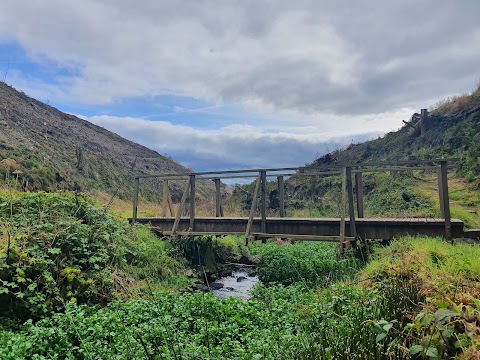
[250,242,361,286]
[0,191,192,319]
[1,191,479,359]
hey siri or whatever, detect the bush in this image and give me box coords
[251,242,360,286]
[0,191,190,319]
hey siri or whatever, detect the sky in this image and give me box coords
[0,1,479,172]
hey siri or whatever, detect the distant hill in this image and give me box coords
[0,82,214,202]
[312,85,480,185]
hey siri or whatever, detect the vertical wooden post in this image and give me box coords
[437,167,445,217]
[346,166,357,243]
[420,109,428,137]
[278,175,285,217]
[215,178,222,217]
[162,180,171,217]
[189,175,195,233]
[355,171,364,218]
[245,173,262,245]
[132,177,139,223]
[260,170,267,243]
[167,186,174,216]
[339,167,347,253]
[171,179,191,236]
[439,161,451,240]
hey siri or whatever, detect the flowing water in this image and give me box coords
[211,269,259,300]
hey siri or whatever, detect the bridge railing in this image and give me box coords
[132,158,458,248]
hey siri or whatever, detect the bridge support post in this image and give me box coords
[339,167,347,253]
[437,167,445,218]
[189,175,196,236]
[355,171,364,218]
[245,172,262,245]
[132,177,139,223]
[346,166,357,243]
[214,178,223,217]
[278,175,285,217]
[162,180,174,217]
[171,179,191,237]
[260,170,267,244]
[438,161,451,241]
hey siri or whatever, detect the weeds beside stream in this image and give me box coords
[1,191,479,359]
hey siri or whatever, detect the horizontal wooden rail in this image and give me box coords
[134,158,460,179]
[252,233,355,242]
[352,166,440,173]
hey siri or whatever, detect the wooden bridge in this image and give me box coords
[130,159,474,250]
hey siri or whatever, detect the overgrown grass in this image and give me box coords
[1,193,479,360]
[0,191,191,319]
[363,236,480,302]
[251,242,361,286]
[0,280,422,359]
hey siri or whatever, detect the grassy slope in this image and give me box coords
[1,237,479,359]
[0,82,215,204]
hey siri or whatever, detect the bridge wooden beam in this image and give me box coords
[171,179,191,236]
[214,178,223,217]
[438,161,451,240]
[260,170,267,243]
[132,177,139,223]
[278,175,285,217]
[245,173,262,245]
[355,171,364,218]
[346,166,357,241]
[339,167,347,252]
[189,175,195,235]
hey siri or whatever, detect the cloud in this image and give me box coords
[1,1,479,173]
[85,107,412,172]
[1,0,478,116]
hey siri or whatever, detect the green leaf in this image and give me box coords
[425,347,438,358]
[409,345,423,355]
[420,314,433,326]
[48,248,61,255]
[434,308,458,322]
[382,322,393,332]
[376,332,387,343]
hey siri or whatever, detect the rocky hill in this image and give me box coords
[0,82,213,202]
[312,85,480,184]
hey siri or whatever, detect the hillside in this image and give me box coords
[312,85,480,182]
[0,82,214,203]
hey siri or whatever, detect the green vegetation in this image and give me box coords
[0,191,479,359]
[0,191,191,319]
[251,242,360,286]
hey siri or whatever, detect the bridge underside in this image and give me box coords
[132,217,465,241]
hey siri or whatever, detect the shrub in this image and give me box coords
[0,191,190,319]
[251,242,360,286]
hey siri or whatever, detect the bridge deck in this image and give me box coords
[132,217,465,240]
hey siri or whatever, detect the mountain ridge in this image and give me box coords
[0,82,213,202]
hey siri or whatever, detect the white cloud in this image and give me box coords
[86,105,414,171]
[1,1,479,171]
[3,0,477,116]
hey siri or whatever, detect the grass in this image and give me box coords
[363,236,480,302]
[250,242,361,286]
[0,236,479,358]
[0,191,193,319]
[1,189,479,358]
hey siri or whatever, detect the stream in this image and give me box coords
[211,269,259,300]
